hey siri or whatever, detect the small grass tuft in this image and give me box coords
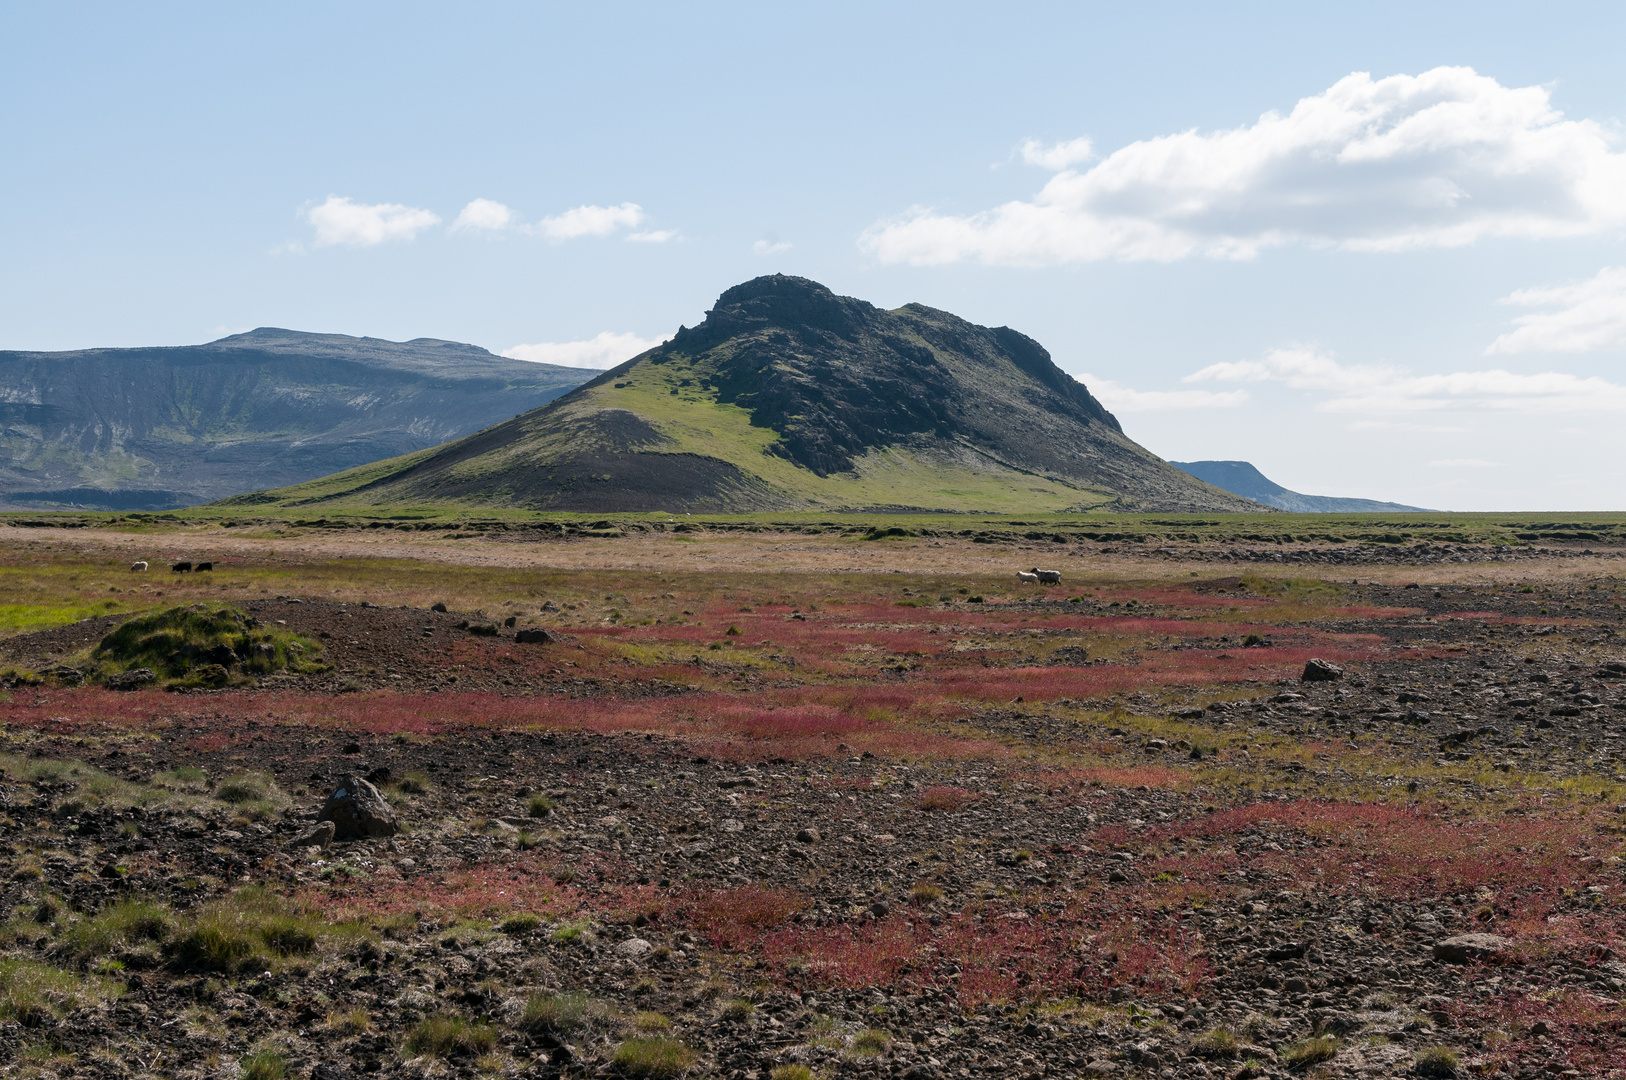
[527,794,555,817]
[1414,1045,1459,1078]
[721,997,755,1021]
[521,992,602,1034]
[239,1048,287,1080]
[770,1067,817,1080]
[611,1037,697,1079]
[1282,1035,1337,1070]
[850,1028,892,1056]
[405,1014,496,1058]
[1193,1027,1239,1057]
[499,913,541,934]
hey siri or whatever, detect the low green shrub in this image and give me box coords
[520,991,603,1034]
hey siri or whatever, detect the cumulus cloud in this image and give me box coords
[1019,136,1094,170]
[306,196,440,247]
[1487,266,1626,354]
[534,203,647,240]
[450,198,516,234]
[861,66,1626,266]
[1187,346,1626,413]
[1081,375,1249,413]
[501,331,669,370]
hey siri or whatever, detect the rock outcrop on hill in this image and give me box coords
[238,277,1259,514]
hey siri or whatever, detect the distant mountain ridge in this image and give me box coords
[0,329,596,509]
[231,276,1262,514]
[1171,460,1428,512]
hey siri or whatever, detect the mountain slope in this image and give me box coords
[1171,460,1429,512]
[236,276,1260,514]
[0,330,595,509]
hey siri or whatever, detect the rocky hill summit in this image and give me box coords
[0,329,595,509]
[239,276,1257,514]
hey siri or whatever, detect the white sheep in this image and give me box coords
[1031,568,1062,584]
[1016,571,1039,584]
[130,561,148,572]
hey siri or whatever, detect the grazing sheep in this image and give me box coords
[1016,571,1040,584]
[171,561,192,573]
[195,561,213,572]
[1031,567,1062,584]
[129,561,148,572]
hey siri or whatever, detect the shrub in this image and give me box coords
[1282,1035,1337,1069]
[404,1014,496,1058]
[550,920,588,944]
[908,882,943,906]
[528,794,555,817]
[499,913,541,934]
[721,997,755,1020]
[520,992,602,1035]
[612,1038,697,1079]
[1414,1046,1459,1078]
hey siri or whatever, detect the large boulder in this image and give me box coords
[319,775,398,840]
[1432,932,1513,964]
[1301,658,1344,682]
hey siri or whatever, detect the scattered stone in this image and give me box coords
[515,628,555,644]
[319,775,399,839]
[285,820,336,850]
[796,827,820,843]
[106,668,157,690]
[613,937,653,958]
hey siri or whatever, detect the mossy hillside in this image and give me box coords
[91,605,325,686]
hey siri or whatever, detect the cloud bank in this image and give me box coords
[1186,346,1626,414]
[861,66,1626,266]
[1081,376,1248,413]
[450,198,516,234]
[502,331,669,370]
[306,196,440,247]
[1488,266,1626,354]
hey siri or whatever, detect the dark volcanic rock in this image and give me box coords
[319,775,399,839]
[1433,933,1513,964]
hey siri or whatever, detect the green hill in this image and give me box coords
[224,276,1259,514]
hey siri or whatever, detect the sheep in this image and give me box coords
[1016,571,1040,584]
[1031,567,1062,584]
[195,561,213,572]
[129,561,148,572]
[171,561,192,573]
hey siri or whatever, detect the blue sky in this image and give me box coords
[3,2,1625,510]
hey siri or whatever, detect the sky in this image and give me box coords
[2,2,1625,511]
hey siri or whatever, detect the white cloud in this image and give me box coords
[502,331,669,370]
[1187,345,1626,414]
[450,198,516,234]
[1430,458,1503,467]
[1487,266,1626,354]
[305,196,440,247]
[861,66,1626,266]
[753,239,793,255]
[1081,375,1249,413]
[1020,136,1094,170]
[627,229,678,243]
[534,203,647,240]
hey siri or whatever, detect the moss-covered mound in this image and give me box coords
[92,605,326,689]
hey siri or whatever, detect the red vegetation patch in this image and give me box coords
[914,786,978,812]
[681,887,808,951]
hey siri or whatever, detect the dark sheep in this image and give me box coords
[195,561,214,571]
[171,561,192,573]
